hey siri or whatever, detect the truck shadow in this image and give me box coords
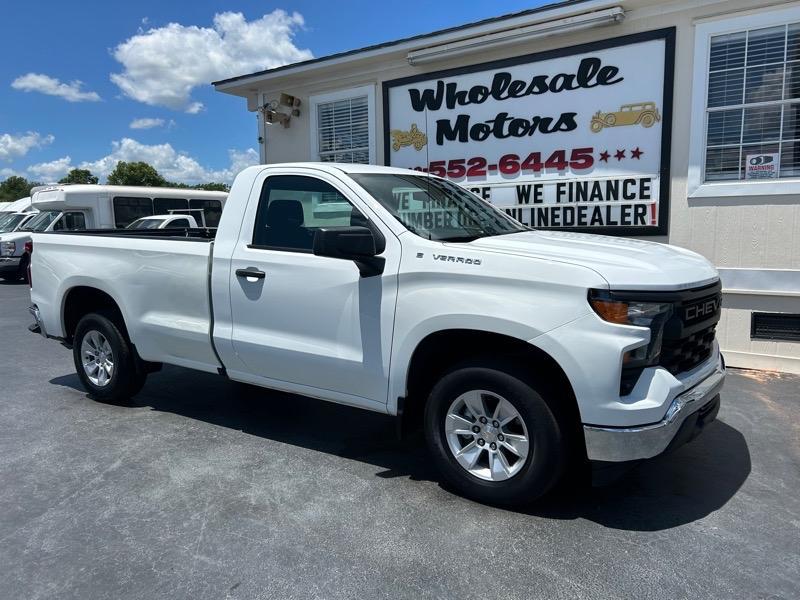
[50,366,750,532]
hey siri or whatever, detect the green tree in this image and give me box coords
[59,168,99,185]
[0,176,38,201]
[194,182,229,192]
[107,161,167,187]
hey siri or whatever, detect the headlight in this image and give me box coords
[588,291,672,328]
[0,241,16,257]
[589,289,674,394]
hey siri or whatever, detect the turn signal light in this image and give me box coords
[588,298,629,324]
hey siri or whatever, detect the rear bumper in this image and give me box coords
[583,359,725,462]
[28,304,47,339]
[0,256,21,274]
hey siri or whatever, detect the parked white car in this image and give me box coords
[1,185,226,282]
[126,214,199,230]
[29,163,724,505]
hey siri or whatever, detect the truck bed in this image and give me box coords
[31,230,222,373]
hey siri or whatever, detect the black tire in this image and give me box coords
[17,253,30,283]
[424,359,571,506]
[72,312,147,404]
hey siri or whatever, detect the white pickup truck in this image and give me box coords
[28,163,725,505]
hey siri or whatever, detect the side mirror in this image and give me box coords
[313,226,385,277]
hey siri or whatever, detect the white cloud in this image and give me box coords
[11,73,101,102]
[130,117,166,129]
[0,132,55,161]
[0,168,19,178]
[79,138,259,184]
[27,156,73,182]
[110,10,312,112]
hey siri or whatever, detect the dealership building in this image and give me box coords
[214,0,800,373]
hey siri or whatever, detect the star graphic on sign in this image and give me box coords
[599,150,610,162]
[631,147,644,159]
[615,149,626,161]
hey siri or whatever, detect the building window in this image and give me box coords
[705,22,800,181]
[310,85,375,165]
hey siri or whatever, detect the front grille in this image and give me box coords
[659,324,716,374]
[615,281,722,395]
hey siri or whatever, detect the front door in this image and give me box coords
[227,171,399,409]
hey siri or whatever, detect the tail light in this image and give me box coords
[25,240,32,288]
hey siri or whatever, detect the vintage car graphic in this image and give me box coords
[590,102,661,133]
[390,123,428,151]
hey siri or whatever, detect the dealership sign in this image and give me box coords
[383,29,675,235]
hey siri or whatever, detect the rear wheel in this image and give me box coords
[73,312,147,404]
[424,360,571,506]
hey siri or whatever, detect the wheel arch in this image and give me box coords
[61,285,131,344]
[398,328,581,441]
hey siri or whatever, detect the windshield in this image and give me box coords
[350,174,528,241]
[21,210,61,232]
[128,218,165,230]
[0,213,15,229]
[0,214,29,233]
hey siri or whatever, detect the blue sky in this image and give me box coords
[1,0,543,185]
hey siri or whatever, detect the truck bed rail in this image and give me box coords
[38,228,217,242]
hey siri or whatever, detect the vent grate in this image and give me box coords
[751,313,800,342]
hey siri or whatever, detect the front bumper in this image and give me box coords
[583,359,725,462]
[0,256,21,274]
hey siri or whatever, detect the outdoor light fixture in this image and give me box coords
[261,93,301,127]
[406,7,625,66]
[279,93,302,116]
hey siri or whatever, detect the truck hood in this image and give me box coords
[465,231,718,290]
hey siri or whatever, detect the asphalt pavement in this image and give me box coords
[0,280,798,599]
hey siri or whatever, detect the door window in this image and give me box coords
[252,175,366,251]
[53,212,87,231]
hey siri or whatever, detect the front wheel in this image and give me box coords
[73,312,147,404]
[424,360,570,506]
